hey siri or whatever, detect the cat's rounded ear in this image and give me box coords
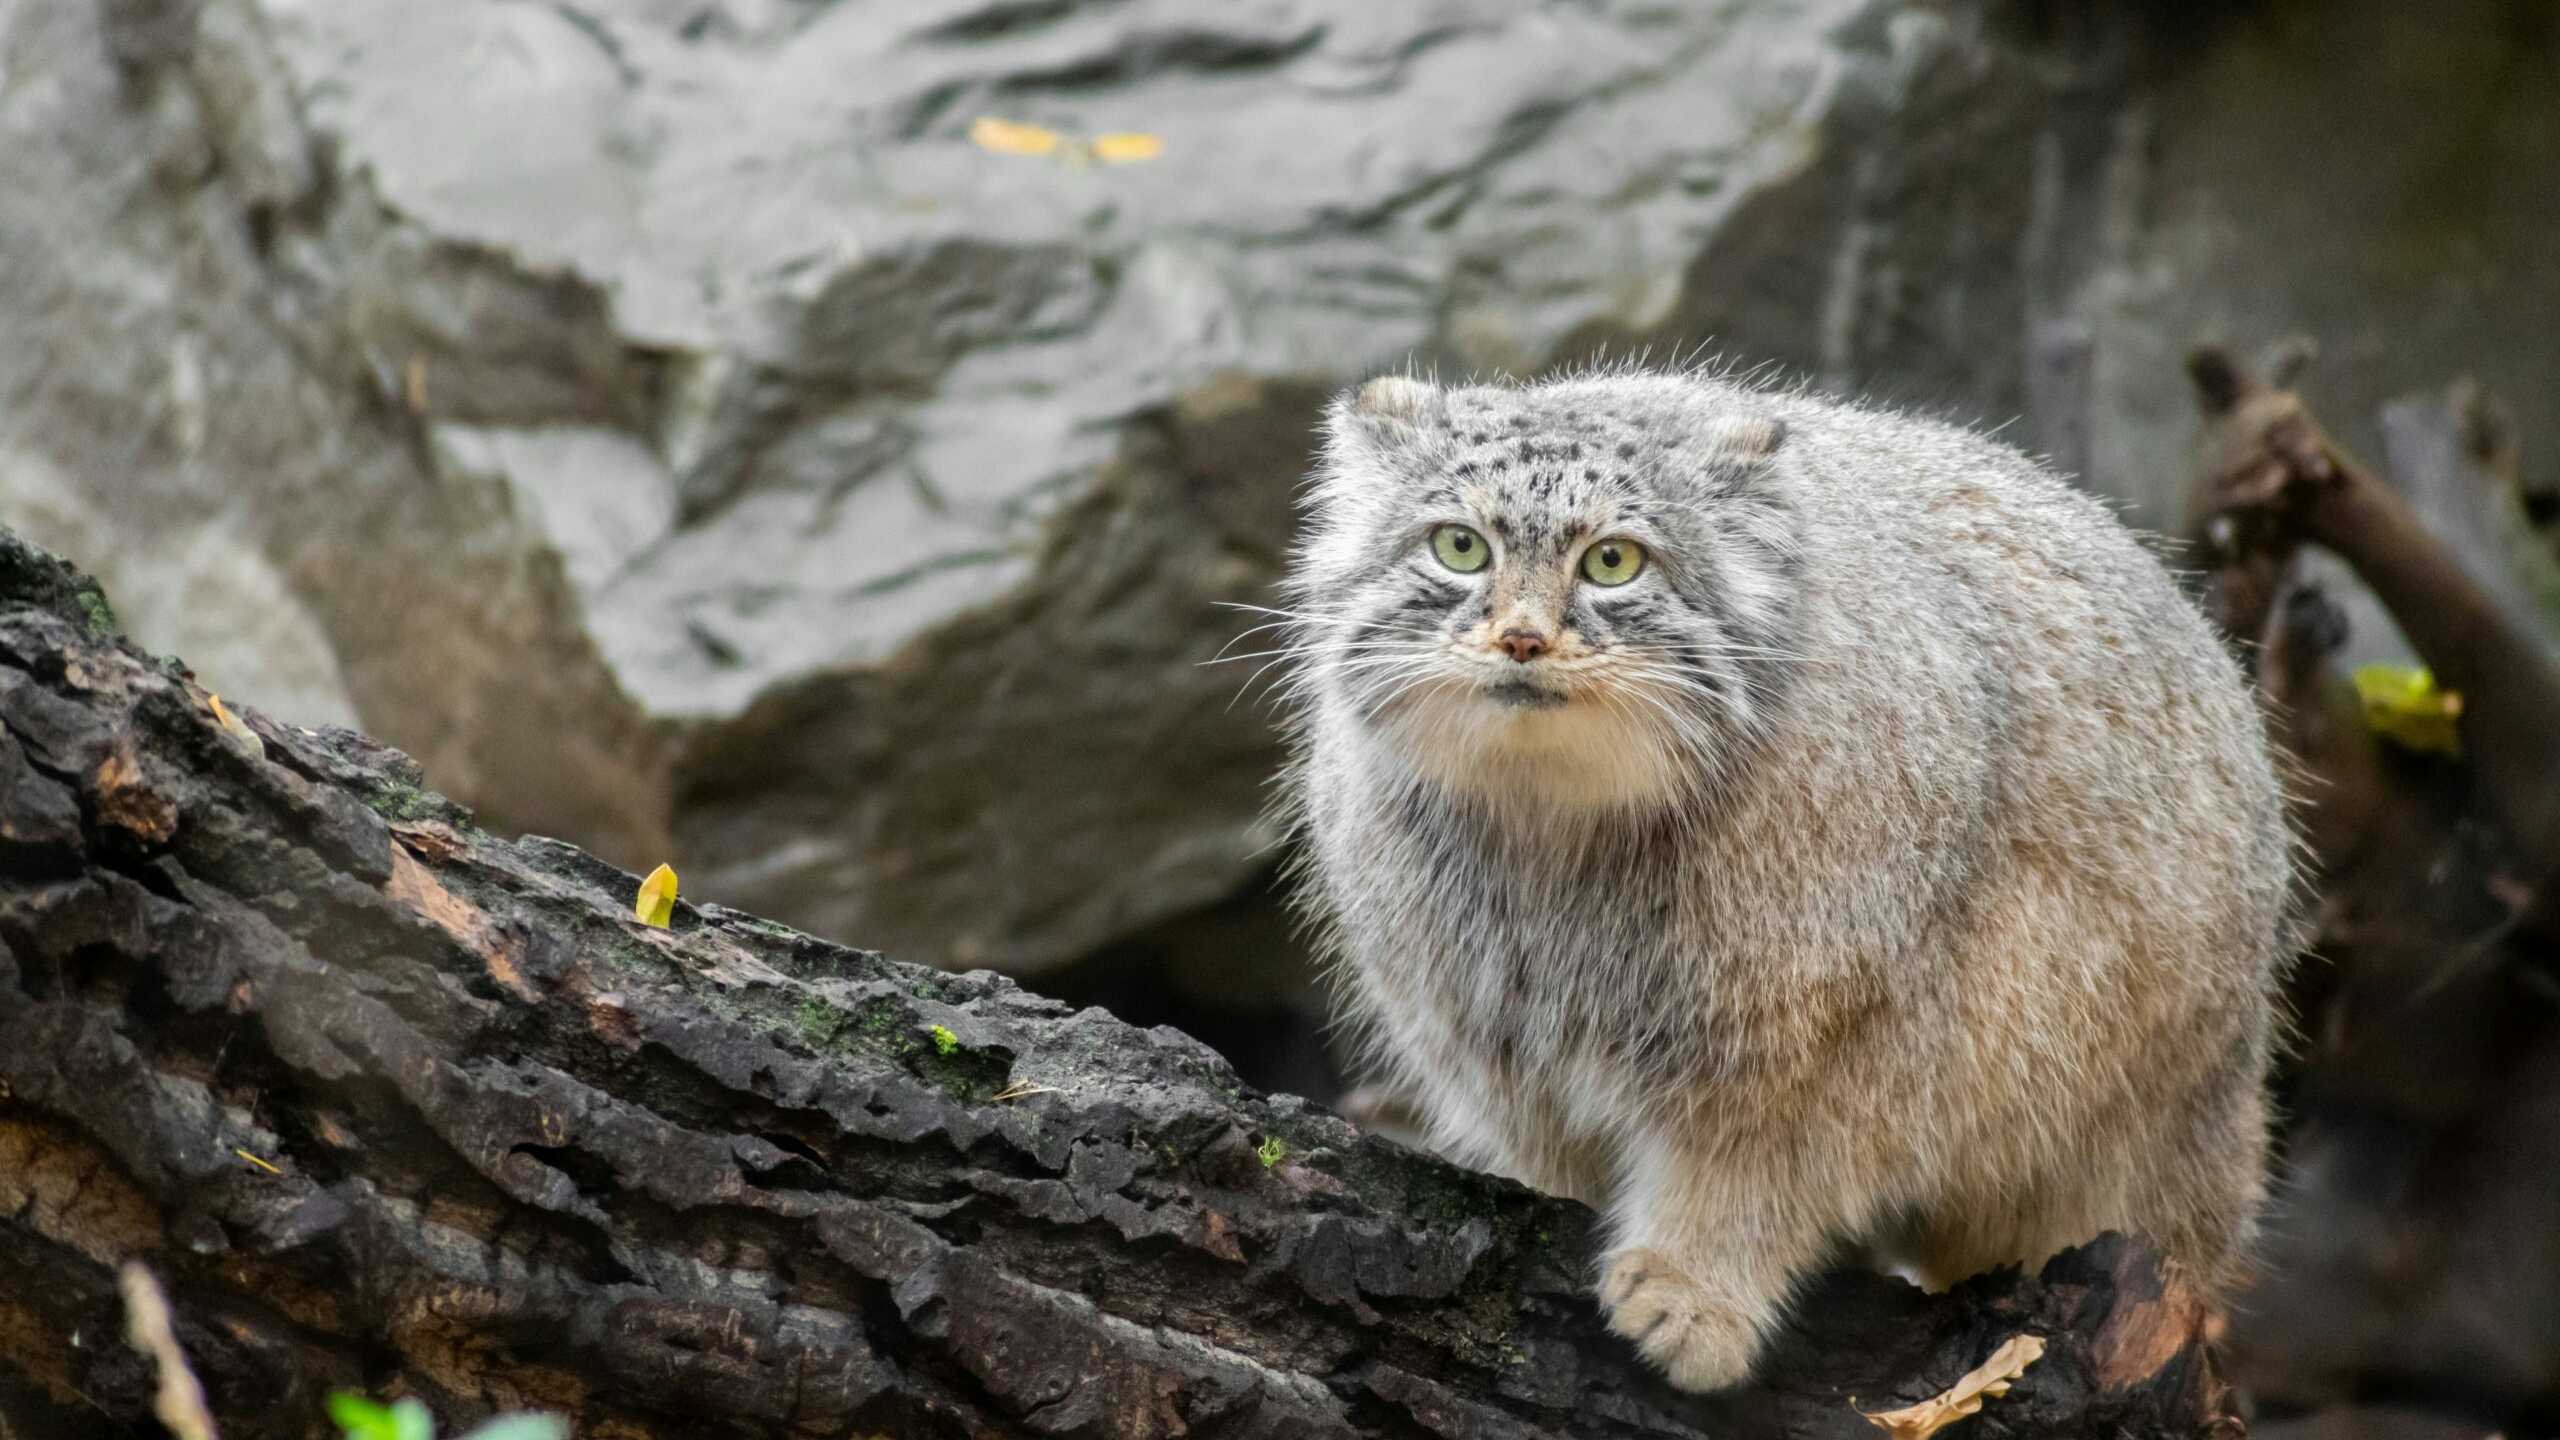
[1334,375,1444,447]
[1700,413,1787,463]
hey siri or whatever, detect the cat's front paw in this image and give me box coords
[1599,1247,1760,1392]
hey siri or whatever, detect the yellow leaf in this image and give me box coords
[970,116,1062,156]
[1088,132,1164,163]
[635,862,679,927]
[1861,1334,2045,1440]
[234,1148,282,1175]
[2352,664,2464,756]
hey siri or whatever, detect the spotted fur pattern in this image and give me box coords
[1278,369,2292,1392]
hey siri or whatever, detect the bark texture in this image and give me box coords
[0,529,2236,1439]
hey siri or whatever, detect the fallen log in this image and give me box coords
[0,529,2235,1440]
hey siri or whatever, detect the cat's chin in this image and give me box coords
[1370,685,1698,812]
[1481,677,1569,711]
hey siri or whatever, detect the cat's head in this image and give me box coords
[1285,372,1804,812]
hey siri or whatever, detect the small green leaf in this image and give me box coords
[327,1394,434,1440]
[455,1415,569,1440]
[928,1024,959,1056]
[1257,1136,1285,1168]
[326,1394,392,1440]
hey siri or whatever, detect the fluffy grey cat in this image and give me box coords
[1279,369,2291,1391]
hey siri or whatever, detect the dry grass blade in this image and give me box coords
[119,1261,219,1440]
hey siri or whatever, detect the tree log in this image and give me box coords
[0,529,2235,1440]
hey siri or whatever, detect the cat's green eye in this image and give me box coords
[1431,524,1491,574]
[1580,539,1645,586]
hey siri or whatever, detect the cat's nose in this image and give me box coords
[1498,629,1549,663]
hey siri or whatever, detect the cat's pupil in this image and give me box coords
[1453,533,1474,553]
[1599,545,1620,567]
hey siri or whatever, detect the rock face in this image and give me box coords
[7,0,2560,976]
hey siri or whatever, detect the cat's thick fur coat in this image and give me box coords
[1282,370,2290,1391]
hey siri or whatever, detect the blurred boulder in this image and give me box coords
[9,0,2560,977]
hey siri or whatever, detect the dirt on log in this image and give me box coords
[0,529,2236,1440]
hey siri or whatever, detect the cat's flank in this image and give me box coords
[1281,370,2290,1391]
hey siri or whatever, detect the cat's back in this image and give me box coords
[1754,391,2175,651]
[1738,384,2287,964]
[1737,387,2250,748]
